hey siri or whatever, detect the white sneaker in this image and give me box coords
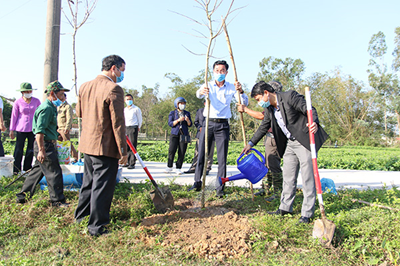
[175,169,183,175]
[164,167,173,173]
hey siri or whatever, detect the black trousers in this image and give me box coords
[16,141,65,203]
[195,120,229,193]
[167,134,188,169]
[13,131,35,173]
[74,154,118,236]
[188,138,215,171]
[0,130,4,157]
[126,126,138,166]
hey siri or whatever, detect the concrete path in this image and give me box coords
[120,161,400,190]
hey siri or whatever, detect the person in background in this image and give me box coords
[124,94,142,169]
[9,82,41,174]
[241,81,328,224]
[184,102,214,175]
[165,97,192,175]
[16,81,69,207]
[57,93,78,161]
[0,97,6,157]
[188,60,248,198]
[74,55,128,237]
[237,80,283,202]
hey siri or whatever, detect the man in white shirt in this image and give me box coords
[124,94,142,169]
[188,60,249,198]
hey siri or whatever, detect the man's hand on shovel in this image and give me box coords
[234,81,243,93]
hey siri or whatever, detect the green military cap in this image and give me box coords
[45,81,70,93]
[17,82,37,92]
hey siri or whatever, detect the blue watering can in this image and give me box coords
[219,148,268,185]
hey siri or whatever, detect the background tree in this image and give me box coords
[367,31,398,137]
[392,26,400,138]
[308,69,382,146]
[256,56,306,91]
[62,0,98,95]
[0,97,13,129]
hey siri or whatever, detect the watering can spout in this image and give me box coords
[219,173,250,185]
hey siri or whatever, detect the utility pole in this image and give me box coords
[43,0,62,101]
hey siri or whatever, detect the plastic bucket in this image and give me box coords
[39,165,122,191]
[0,156,14,178]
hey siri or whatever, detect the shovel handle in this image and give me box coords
[304,87,324,204]
[125,135,164,197]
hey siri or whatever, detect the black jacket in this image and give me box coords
[250,90,328,157]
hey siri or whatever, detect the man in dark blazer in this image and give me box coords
[242,81,328,224]
[184,104,215,174]
[74,55,128,236]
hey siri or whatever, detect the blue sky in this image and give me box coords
[1,0,399,103]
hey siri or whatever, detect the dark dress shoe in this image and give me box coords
[90,227,109,237]
[298,216,311,224]
[187,181,202,192]
[267,209,292,216]
[127,165,135,169]
[52,201,70,208]
[16,198,26,204]
[254,189,266,197]
[184,169,195,174]
[216,191,225,199]
[122,164,129,168]
[265,194,279,202]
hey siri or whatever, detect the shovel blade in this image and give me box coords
[312,218,336,246]
[150,187,174,214]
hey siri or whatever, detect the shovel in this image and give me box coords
[125,136,174,213]
[304,87,336,246]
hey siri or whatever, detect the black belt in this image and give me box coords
[127,125,138,128]
[209,118,228,123]
[44,140,57,144]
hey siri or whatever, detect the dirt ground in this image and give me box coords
[139,198,255,260]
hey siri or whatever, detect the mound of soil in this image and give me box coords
[140,199,254,260]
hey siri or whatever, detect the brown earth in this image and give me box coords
[138,199,255,260]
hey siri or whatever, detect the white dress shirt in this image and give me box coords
[124,104,142,128]
[273,100,293,139]
[196,80,249,119]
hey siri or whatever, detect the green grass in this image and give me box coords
[1,175,399,265]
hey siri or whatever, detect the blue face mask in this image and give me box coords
[214,73,225,82]
[52,96,62,107]
[116,70,124,83]
[258,100,270,108]
[126,100,133,106]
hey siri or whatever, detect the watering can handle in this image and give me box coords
[237,148,266,165]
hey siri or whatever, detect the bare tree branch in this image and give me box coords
[169,10,207,27]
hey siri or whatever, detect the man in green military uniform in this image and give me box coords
[16,81,70,207]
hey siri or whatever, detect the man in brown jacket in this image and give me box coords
[74,55,128,236]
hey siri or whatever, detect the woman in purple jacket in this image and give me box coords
[9,83,40,174]
[164,97,192,175]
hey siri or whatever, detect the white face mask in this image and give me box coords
[23,93,32,99]
[178,104,186,110]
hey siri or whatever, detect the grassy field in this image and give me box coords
[1,140,399,264]
[0,175,399,265]
[133,141,400,171]
[3,139,400,171]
